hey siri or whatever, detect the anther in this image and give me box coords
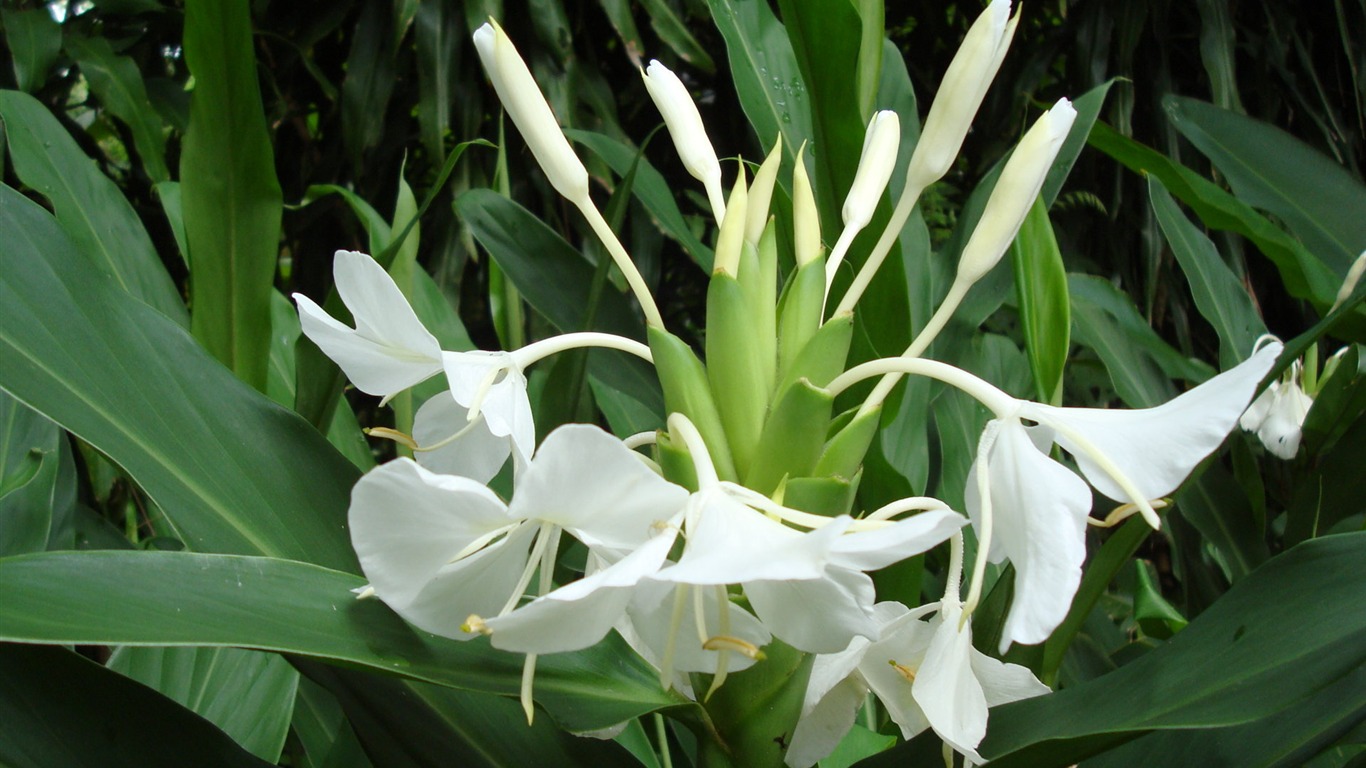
[702,636,766,660]
[461,614,492,635]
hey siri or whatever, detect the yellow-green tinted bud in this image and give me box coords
[713,166,749,276]
[793,143,822,267]
[746,136,783,245]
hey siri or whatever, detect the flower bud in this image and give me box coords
[956,98,1076,285]
[642,60,726,224]
[792,143,822,267]
[473,20,589,203]
[746,136,783,245]
[906,0,1018,187]
[842,110,900,230]
[713,167,749,276]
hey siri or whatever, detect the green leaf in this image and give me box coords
[1,8,61,93]
[1088,120,1339,307]
[1132,561,1189,639]
[287,678,372,768]
[340,0,400,163]
[567,128,714,269]
[1068,274,1215,407]
[1175,462,1270,583]
[1041,80,1115,208]
[0,182,359,570]
[108,646,299,762]
[1165,95,1366,277]
[182,0,284,390]
[1149,176,1266,367]
[1011,198,1070,404]
[414,1,460,161]
[0,392,60,557]
[0,90,186,325]
[65,33,172,182]
[0,550,683,733]
[0,643,273,768]
[706,0,815,181]
[639,0,715,72]
[978,534,1366,766]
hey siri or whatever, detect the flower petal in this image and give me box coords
[970,651,1049,708]
[626,581,771,674]
[744,568,877,653]
[1027,341,1281,502]
[912,603,987,761]
[968,420,1091,651]
[785,675,869,768]
[828,509,967,571]
[348,457,515,610]
[412,392,511,483]
[508,424,689,552]
[859,617,936,740]
[441,350,535,466]
[293,252,442,396]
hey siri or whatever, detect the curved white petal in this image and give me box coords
[626,581,770,674]
[912,603,987,761]
[971,652,1049,708]
[398,522,539,639]
[482,528,677,653]
[441,350,535,465]
[1239,381,1278,432]
[828,509,967,571]
[655,493,851,585]
[348,458,514,609]
[744,568,877,653]
[859,617,936,740]
[412,393,511,483]
[509,424,689,551]
[969,421,1091,651]
[786,675,869,768]
[1027,341,1281,502]
[1257,381,1312,459]
[293,252,442,396]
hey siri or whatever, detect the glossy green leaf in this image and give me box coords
[1088,120,1339,307]
[1166,95,1366,277]
[108,646,299,762]
[0,643,273,768]
[706,0,815,179]
[414,1,460,161]
[1011,198,1070,404]
[181,0,284,390]
[1068,274,1215,407]
[0,391,60,557]
[0,550,684,733]
[0,90,186,325]
[66,34,171,182]
[639,0,715,72]
[567,128,714,269]
[1175,462,1269,583]
[340,0,399,163]
[1042,80,1115,208]
[1149,176,1266,367]
[1,8,60,93]
[287,678,372,768]
[979,533,1366,766]
[0,182,359,570]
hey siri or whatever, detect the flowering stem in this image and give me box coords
[827,357,1017,418]
[822,225,861,308]
[855,278,970,418]
[669,413,720,489]
[864,496,952,522]
[833,174,931,317]
[961,423,1000,620]
[511,331,654,368]
[577,199,666,329]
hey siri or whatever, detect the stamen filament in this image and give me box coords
[465,366,504,422]
[1042,419,1162,529]
[1088,499,1169,528]
[720,482,894,532]
[659,585,689,690]
[889,660,918,684]
[702,636,765,660]
[448,522,518,564]
[520,653,538,725]
[413,413,487,453]
[704,585,733,700]
[499,522,555,616]
[863,497,952,522]
[364,427,419,450]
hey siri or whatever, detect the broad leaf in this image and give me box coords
[1,8,60,93]
[66,34,172,182]
[1011,198,1070,404]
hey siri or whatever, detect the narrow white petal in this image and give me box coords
[627,581,771,674]
[348,457,514,610]
[828,509,967,571]
[744,568,877,653]
[786,675,869,768]
[412,392,511,483]
[1028,341,1281,502]
[483,528,677,653]
[912,605,987,761]
[970,652,1050,707]
[971,421,1091,650]
[507,424,688,550]
[859,618,936,740]
[401,523,539,638]
[294,289,442,396]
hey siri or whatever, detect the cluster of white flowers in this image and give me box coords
[296,2,1282,763]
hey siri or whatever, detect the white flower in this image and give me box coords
[473,20,590,203]
[293,250,442,398]
[786,601,1047,768]
[1240,363,1313,459]
[350,424,688,641]
[642,60,726,224]
[967,341,1283,650]
[410,392,514,483]
[842,110,901,231]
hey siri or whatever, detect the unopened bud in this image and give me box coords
[642,60,726,224]
[713,167,749,276]
[746,136,783,244]
[956,98,1076,285]
[842,110,901,230]
[473,21,589,203]
[792,143,822,267]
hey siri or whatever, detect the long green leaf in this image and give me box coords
[1011,198,1070,404]
[0,90,186,325]
[0,182,359,570]
[108,646,299,762]
[0,391,60,557]
[66,34,172,182]
[1166,95,1366,276]
[1149,176,1266,367]
[181,0,284,390]
[1,8,60,93]
[0,643,273,768]
[980,533,1366,766]
[0,550,684,733]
